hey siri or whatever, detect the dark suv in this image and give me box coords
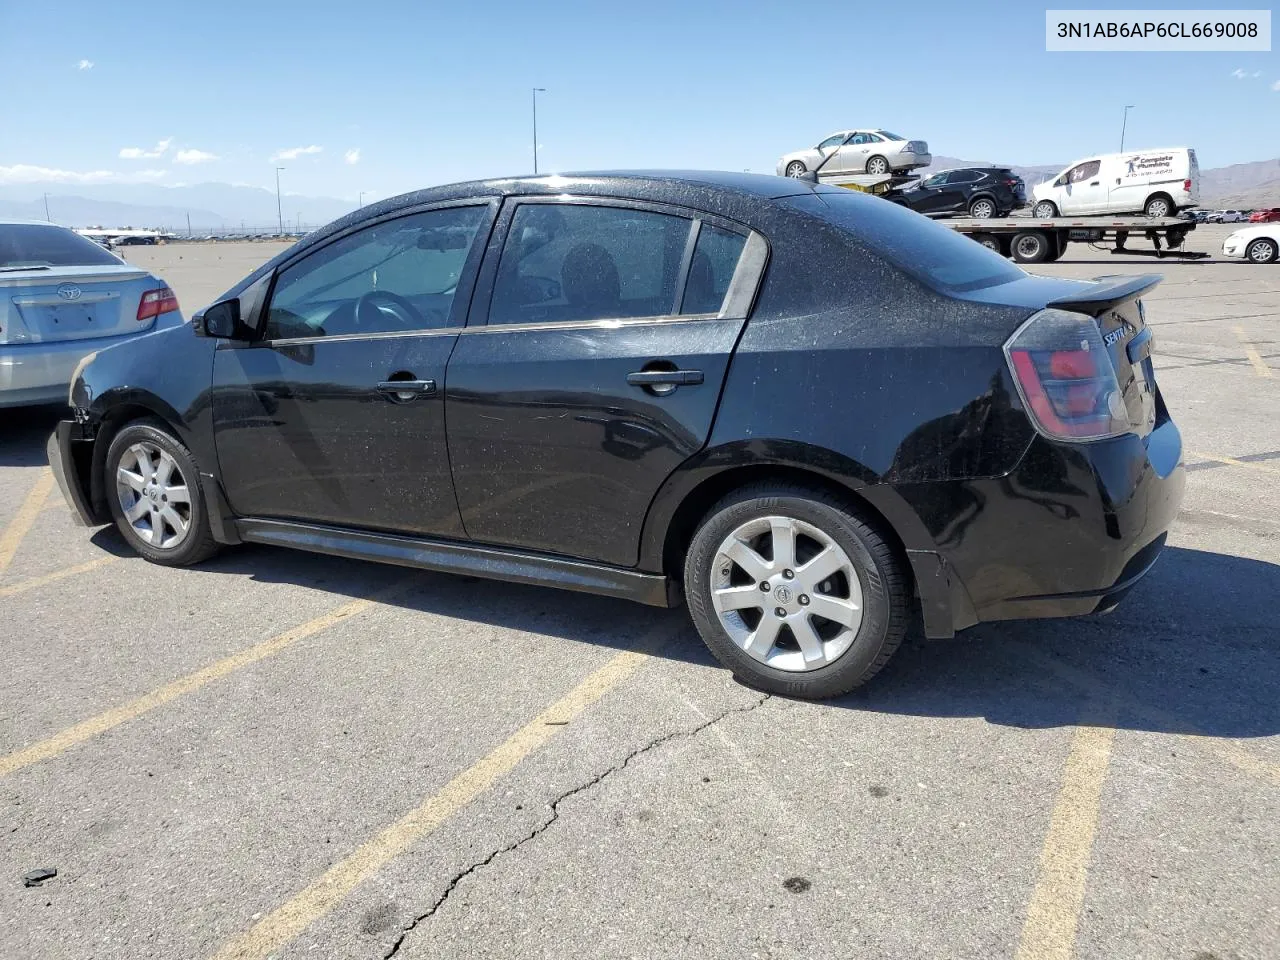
[49,172,1183,699]
[890,167,1026,218]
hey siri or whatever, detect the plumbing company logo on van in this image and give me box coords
[1123,154,1175,178]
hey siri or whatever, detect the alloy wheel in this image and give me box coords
[785,162,806,178]
[867,157,889,175]
[116,441,192,549]
[1248,239,1276,263]
[709,515,864,672]
[971,199,995,218]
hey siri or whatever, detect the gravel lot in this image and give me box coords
[1,223,1277,960]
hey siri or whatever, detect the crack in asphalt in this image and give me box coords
[382,691,771,958]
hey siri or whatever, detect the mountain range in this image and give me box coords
[2,156,1277,230]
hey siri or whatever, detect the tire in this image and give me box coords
[684,483,909,700]
[968,197,998,219]
[1032,200,1058,219]
[1011,230,1051,264]
[865,155,890,176]
[971,233,1001,253]
[105,418,219,566]
[1144,194,1173,218]
[784,161,807,178]
[1246,238,1278,263]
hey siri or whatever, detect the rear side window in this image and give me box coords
[681,224,747,315]
[489,204,692,325]
[0,224,119,269]
[785,191,1023,293]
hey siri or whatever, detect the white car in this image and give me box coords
[777,130,931,179]
[1221,224,1279,263]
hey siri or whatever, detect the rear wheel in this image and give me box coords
[1144,194,1174,218]
[1032,200,1058,219]
[1246,238,1278,263]
[968,197,997,219]
[1011,230,1052,263]
[865,155,890,176]
[684,483,909,699]
[971,233,1001,253]
[105,419,218,566]
[785,161,807,178]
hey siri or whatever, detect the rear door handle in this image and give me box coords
[626,369,703,387]
[376,379,436,400]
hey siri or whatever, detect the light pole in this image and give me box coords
[1120,105,1135,152]
[532,87,546,174]
[358,191,365,208]
[275,167,286,235]
[43,193,50,221]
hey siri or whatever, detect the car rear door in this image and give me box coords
[211,201,495,537]
[444,198,766,567]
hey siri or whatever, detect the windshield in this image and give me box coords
[877,130,905,141]
[0,224,120,270]
[785,190,1025,294]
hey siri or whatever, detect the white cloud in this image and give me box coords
[270,145,323,162]
[344,148,361,165]
[1232,68,1248,79]
[119,138,173,160]
[76,59,94,71]
[174,148,219,165]
[1254,71,1263,78]
[1273,79,1280,91]
[0,164,167,185]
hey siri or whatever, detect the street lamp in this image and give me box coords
[1120,105,1135,152]
[275,167,286,235]
[358,191,365,208]
[532,87,546,175]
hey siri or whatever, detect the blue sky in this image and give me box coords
[0,0,1276,201]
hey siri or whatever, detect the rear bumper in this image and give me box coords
[1,335,115,408]
[898,415,1185,634]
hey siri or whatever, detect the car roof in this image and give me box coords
[0,218,72,227]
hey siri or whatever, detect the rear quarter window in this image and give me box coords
[783,191,1024,294]
[0,224,120,269]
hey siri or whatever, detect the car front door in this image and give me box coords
[814,133,849,175]
[211,202,495,536]
[911,172,951,214]
[1060,160,1105,214]
[444,198,765,566]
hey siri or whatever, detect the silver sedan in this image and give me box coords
[777,130,931,179]
[0,220,185,407]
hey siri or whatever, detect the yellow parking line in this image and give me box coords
[208,648,649,960]
[0,556,119,599]
[1014,645,1280,788]
[0,595,382,778]
[1014,705,1118,960]
[0,468,55,576]
[1233,324,1273,378]
[1187,450,1280,475]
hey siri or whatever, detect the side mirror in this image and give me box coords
[200,298,243,339]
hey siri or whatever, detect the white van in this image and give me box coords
[1032,148,1199,218]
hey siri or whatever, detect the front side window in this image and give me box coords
[681,225,747,315]
[818,134,845,151]
[264,205,487,340]
[489,204,692,325]
[923,173,949,187]
[1069,161,1101,183]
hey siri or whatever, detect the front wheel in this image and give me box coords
[784,161,807,178]
[105,419,219,566]
[865,155,890,176]
[684,484,909,699]
[1246,238,1278,263]
[1032,200,1058,219]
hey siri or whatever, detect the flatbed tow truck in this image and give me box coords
[803,169,1208,264]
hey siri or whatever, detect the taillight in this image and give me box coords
[137,286,179,321]
[1183,179,1191,192]
[1004,309,1129,441]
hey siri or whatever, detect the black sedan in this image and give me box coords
[48,172,1184,699]
[889,167,1026,218]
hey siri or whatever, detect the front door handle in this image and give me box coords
[626,369,703,387]
[376,379,436,401]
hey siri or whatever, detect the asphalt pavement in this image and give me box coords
[1,223,1276,960]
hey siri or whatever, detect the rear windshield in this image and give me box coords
[877,131,905,141]
[0,224,120,270]
[784,191,1024,294]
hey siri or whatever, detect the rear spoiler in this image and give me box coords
[1047,274,1161,314]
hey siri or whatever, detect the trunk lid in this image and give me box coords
[1049,275,1161,436]
[1,264,158,344]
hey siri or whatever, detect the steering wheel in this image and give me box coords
[352,291,423,331]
